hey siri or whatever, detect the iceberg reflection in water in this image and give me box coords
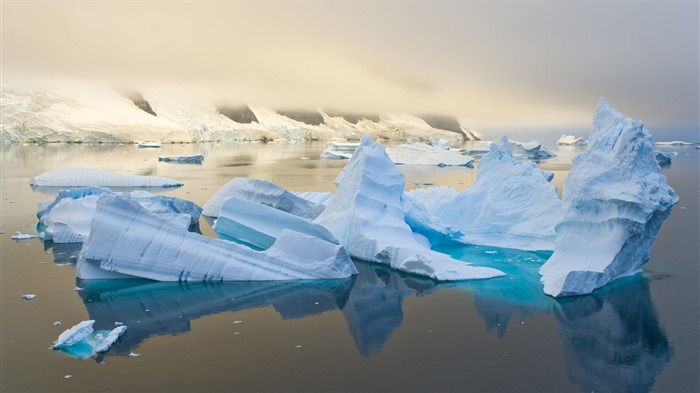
[75,252,672,390]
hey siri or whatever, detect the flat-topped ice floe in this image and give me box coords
[423,136,561,251]
[51,319,128,359]
[654,140,696,146]
[77,193,356,281]
[539,98,678,297]
[202,178,325,219]
[313,135,504,281]
[37,187,201,243]
[158,155,204,164]
[557,134,587,146]
[30,167,183,188]
[386,143,474,167]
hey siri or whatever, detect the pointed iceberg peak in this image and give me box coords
[540,98,678,297]
[360,134,373,146]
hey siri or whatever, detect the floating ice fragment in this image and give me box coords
[129,352,141,357]
[93,326,127,353]
[11,231,36,240]
[52,320,95,349]
[158,155,204,164]
[53,321,62,326]
[21,294,36,300]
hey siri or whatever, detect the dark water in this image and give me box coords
[1,142,698,392]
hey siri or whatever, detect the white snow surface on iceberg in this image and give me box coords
[386,143,474,166]
[202,178,325,219]
[539,98,678,297]
[93,326,128,353]
[77,194,356,281]
[52,320,95,349]
[30,167,182,188]
[37,187,201,243]
[213,197,338,250]
[430,136,562,251]
[313,136,504,281]
[557,134,587,146]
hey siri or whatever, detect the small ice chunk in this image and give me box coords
[21,294,36,300]
[93,326,127,353]
[52,320,95,349]
[129,352,141,357]
[52,321,62,326]
[11,231,36,240]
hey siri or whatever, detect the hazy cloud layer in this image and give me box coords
[3,1,698,133]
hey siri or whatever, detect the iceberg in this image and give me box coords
[557,134,587,146]
[313,136,504,281]
[37,187,201,243]
[158,154,204,164]
[653,150,674,167]
[320,150,353,160]
[93,326,128,353]
[11,231,36,240]
[510,140,557,159]
[539,98,678,297]
[654,140,696,146]
[202,178,325,219]
[292,191,334,206]
[51,319,128,359]
[77,193,356,281]
[386,143,474,167]
[213,197,338,250]
[52,320,95,349]
[30,168,183,188]
[430,136,562,251]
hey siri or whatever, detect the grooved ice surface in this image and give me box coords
[539,98,678,297]
[77,194,356,281]
[202,178,325,219]
[30,167,183,188]
[314,136,504,281]
[37,187,201,243]
[213,196,338,250]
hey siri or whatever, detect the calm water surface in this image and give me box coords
[1,142,698,392]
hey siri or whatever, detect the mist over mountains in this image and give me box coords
[1,84,482,144]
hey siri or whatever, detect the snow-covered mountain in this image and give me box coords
[1,84,482,144]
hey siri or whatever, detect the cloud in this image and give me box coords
[2,1,698,130]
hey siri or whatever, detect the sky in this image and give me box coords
[2,1,699,139]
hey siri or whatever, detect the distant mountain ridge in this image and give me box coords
[1,84,483,144]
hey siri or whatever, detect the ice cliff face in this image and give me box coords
[427,136,562,251]
[77,194,356,281]
[37,187,202,243]
[539,98,678,297]
[313,136,504,281]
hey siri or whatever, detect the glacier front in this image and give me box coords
[539,98,678,297]
[313,136,504,281]
[77,193,356,281]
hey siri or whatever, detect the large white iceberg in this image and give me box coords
[386,143,474,167]
[539,98,678,297]
[77,193,356,281]
[37,187,201,243]
[30,167,183,188]
[213,197,338,250]
[313,136,504,281]
[202,178,324,219]
[426,136,562,251]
